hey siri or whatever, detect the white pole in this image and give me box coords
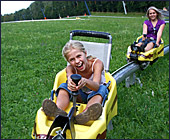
[122,1,127,15]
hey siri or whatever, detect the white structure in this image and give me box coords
[122,1,127,15]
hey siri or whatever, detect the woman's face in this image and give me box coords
[148,9,158,21]
[67,48,87,72]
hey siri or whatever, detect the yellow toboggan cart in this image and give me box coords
[126,35,164,63]
[31,30,117,139]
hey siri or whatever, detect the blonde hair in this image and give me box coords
[62,41,95,61]
[62,41,85,61]
[146,6,164,20]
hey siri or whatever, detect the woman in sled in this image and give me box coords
[42,41,108,125]
[131,6,165,52]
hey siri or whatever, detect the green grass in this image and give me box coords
[1,13,169,139]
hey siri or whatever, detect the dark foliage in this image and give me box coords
[1,1,169,22]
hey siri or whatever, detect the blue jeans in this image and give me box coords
[55,83,109,104]
[138,38,161,48]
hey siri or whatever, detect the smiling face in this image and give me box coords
[67,48,88,72]
[148,9,158,21]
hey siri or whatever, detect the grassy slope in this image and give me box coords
[1,13,169,139]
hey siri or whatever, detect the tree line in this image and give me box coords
[1,1,169,22]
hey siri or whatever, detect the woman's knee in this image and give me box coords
[58,89,70,98]
[136,42,143,46]
[145,42,154,51]
[87,94,103,105]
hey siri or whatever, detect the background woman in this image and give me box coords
[131,6,166,52]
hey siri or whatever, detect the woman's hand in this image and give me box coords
[156,43,160,47]
[67,77,86,91]
[76,77,86,90]
[67,76,77,91]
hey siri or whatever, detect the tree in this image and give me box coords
[1,1,169,22]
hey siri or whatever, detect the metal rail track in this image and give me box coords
[112,45,169,85]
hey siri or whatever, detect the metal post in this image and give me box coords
[41,8,46,19]
[84,0,91,16]
[122,1,127,15]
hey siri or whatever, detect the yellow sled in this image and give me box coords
[31,30,117,139]
[127,35,164,62]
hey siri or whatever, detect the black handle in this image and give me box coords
[70,74,82,86]
[70,30,112,44]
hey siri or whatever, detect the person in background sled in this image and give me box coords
[131,6,165,52]
[42,41,108,125]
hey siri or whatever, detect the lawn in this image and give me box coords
[1,13,169,139]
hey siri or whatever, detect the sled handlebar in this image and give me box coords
[71,74,82,86]
[70,30,112,44]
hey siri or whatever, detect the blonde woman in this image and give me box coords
[42,41,108,125]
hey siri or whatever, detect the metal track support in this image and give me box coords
[125,73,143,88]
